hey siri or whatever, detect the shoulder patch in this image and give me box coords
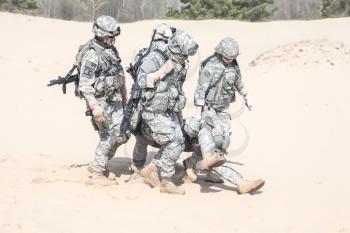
[82,61,97,78]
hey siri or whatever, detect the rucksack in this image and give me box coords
[47,39,121,97]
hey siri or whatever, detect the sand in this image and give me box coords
[0,12,349,233]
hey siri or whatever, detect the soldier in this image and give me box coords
[135,30,200,195]
[192,37,251,164]
[78,15,128,185]
[187,37,264,193]
[183,117,265,194]
[131,23,175,171]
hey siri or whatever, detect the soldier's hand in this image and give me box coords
[244,95,253,111]
[89,100,107,123]
[93,105,107,123]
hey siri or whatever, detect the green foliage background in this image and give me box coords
[0,0,38,12]
[321,0,350,17]
[166,0,278,21]
[0,0,350,21]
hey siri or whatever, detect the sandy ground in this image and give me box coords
[1,12,350,233]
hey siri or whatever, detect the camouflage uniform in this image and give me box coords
[194,37,247,154]
[183,117,265,193]
[137,30,198,179]
[135,116,243,184]
[185,39,265,193]
[78,16,127,174]
[132,24,183,169]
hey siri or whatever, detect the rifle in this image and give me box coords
[119,30,157,138]
[119,64,142,138]
[47,65,79,96]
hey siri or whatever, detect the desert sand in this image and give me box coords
[0,12,350,233]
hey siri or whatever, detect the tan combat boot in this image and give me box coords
[183,156,197,183]
[87,161,114,180]
[160,178,185,195]
[200,151,226,170]
[126,164,143,183]
[236,179,265,194]
[87,161,94,173]
[141,163,161,187]
[86,172,117,186]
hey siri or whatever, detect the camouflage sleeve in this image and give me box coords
[117,71,128,107]
[194,62,213,106]
[233,65,248,97]
[79,49,99,103]
[137,55,161,89]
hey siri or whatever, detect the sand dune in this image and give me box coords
[0,12,350,233]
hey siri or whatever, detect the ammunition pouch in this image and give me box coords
[151,92,169,113]
[174,94,186,112]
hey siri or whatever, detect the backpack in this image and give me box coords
[47,39,121,97]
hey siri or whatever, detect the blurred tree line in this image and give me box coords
[0,0,349,21]
[166,0,277,21]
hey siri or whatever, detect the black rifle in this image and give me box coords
[47,65,79,96]
[119,30,157,138]
[119,64,142,138]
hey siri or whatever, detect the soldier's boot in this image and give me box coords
[160,178,185,195]
[183,156,197,183]
[141,163,161,187]
[200,152,226,170]
[87,161,114,180]
[86,172,117,186]
[87,161,94,173]
[129,164,139,174]
[127,164,143,183]
[236,179,265,194]
[205,171,224,183]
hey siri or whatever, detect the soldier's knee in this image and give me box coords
[166,140,184,160]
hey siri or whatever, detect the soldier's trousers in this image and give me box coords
[141,111,184,178]
[198,107,231,152]
[91,100,124,173]
[212,163,243,184]
[132,134,150,168]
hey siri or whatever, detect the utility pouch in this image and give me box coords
[151,93,169,113]
[174,94,186,112]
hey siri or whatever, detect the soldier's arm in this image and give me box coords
[194,62,213,107]
[233,65,248,97]
[137,55,165,89]
[117,69,128,108]
[79,49,99,104]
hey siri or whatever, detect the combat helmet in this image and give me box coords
[93,15,120,38]
[154,23,174,40]
[215,37,239,59]
[167,30,198,56]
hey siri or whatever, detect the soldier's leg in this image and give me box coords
[86,127,117,186]
[107,103,125,159]
[150,115,184,177]
[132,135,148,168]
[92,103,123,175]
[197,127,225,170]
[142,114,185,194]
[214,114,265,194]
[212,163,265,194]
[211,163,242,184]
